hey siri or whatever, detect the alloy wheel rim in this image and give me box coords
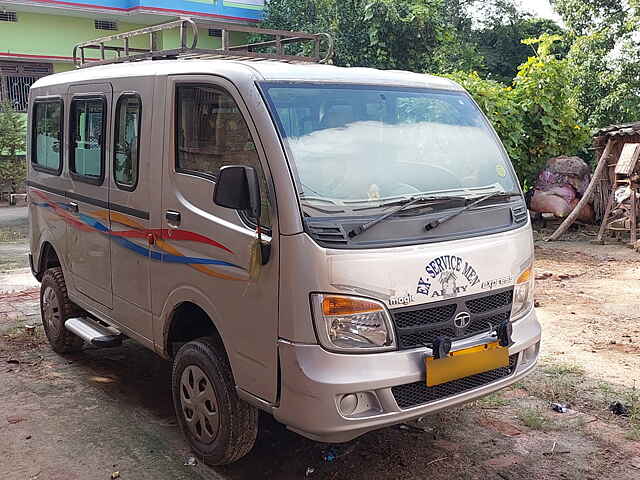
[180,365,219,444]
[42,286,61,333]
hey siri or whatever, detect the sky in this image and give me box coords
[521,0,563,23]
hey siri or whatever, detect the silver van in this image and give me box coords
[27,20,540,465]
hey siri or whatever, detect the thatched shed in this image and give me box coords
[592,122,640,221]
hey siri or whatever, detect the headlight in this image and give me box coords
[310,294,396,353]
[511,266,534,320]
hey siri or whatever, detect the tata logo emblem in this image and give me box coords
[454,311,471,329]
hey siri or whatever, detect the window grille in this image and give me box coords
[95,19,117,31]
[0,11,17,22]
[0,62,53,113]
[208,28,222,37]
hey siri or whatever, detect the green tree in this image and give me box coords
[261,0,484,72]
[554,0,640,128]
[0,101,27,193]
[552,0,633,37]
[513,35,589,176]
[473,14,565,83]
[567,33,640,129]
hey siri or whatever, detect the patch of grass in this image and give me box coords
[543,363,585,376]
[521,361,587,405]
[624,387,640,441]
[476,393,510,409]
[522,372,582,405]
[517,406,553,431]
[595,382,616,396]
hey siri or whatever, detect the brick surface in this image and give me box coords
[0,287,40,329]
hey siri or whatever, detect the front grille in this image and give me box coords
[465,289,512,313]
[391,288,514,350]
[394,304,456,329]
[392,354,518,409]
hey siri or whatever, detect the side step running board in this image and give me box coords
[65,317,123,347]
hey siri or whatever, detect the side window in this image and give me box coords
[32,99,63,174]
[113,94,141,190]
[175,84,271,228]
[70,97,105,184]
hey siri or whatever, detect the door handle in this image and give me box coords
[165,210,181,227]
[69,202,79,213]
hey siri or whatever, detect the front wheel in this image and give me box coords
[40,267,84,353]
[171,337,258,465]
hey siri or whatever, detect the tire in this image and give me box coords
[40,267,84,353]
[172,337,258,465]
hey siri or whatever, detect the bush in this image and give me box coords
[0,101,26,194]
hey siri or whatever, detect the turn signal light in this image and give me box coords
[321,296,382,316]
[516,267,532,284]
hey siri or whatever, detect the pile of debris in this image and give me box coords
[529,156,595,223]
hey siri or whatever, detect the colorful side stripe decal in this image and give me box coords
[32,192,247,281]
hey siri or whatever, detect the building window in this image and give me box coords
[0,11,17,22]
[114,94,141,190]
[95,19,117,31]
[32,100,63,174]
[0,62,52,113]
[208,29,222,38]
[70,97,106,184]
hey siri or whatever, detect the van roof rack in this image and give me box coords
[73,18,334,68]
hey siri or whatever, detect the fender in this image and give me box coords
[157,285,232,359]
[34,230,71,284]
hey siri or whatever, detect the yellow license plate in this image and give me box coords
[425,342,509,387]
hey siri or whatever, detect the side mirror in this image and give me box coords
[213,165,261,220]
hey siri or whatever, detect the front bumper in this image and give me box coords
[273,307,540,443]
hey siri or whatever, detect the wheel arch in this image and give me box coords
[158,288,231,363]
[34,238,64,281]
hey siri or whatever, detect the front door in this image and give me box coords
[152,76,280,402]
[66,83,113,309]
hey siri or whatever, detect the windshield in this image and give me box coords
[261,83,519,215]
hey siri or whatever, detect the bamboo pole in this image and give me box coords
[546,139,614,241]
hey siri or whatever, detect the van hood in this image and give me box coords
[327,224,533,308]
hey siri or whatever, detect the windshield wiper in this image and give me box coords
[351,195,467,212]
[348,196,460,238]
[425,191,521,232]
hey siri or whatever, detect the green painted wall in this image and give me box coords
[1,12,249,62]
[52,63,75,73]
[0,12,147,60]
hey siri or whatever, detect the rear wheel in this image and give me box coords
[40,267,84,353]
[172,337,258,465]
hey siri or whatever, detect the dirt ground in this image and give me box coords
[1,218,639,479]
